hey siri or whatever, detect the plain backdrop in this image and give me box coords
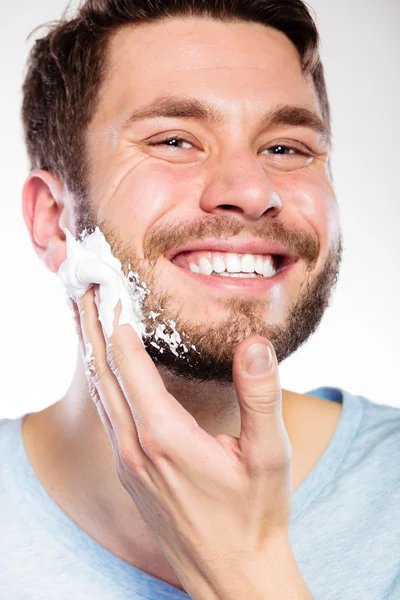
[0,0,398,419]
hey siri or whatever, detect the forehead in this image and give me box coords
[93,17,320,129]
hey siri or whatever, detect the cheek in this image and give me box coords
[274,171,340,251]
[98,164,201,246]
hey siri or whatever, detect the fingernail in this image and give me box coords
[245,342,273,376]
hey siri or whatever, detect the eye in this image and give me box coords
[261,143,315,171]
[148,136,194,149]
[263,144,308,156]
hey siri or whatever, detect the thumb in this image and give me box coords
[233,336,290,471]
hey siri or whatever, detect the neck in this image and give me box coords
[60,347,299,443]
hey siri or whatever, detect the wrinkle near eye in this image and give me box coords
[94,153,149,211]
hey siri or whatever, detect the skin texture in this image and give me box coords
[22,17,342,593]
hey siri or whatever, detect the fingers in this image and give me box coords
[77,288,143,459]
[233,336,291,473]
[76,287,193,468]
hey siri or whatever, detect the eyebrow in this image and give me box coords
[119,95,330,144]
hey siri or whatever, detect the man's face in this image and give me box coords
[81,17,342,383]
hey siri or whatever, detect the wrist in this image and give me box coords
[185,537,312,600]
[243,541,312,600]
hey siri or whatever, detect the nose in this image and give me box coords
[200,149,283,220]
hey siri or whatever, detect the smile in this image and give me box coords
[168,251,299,292]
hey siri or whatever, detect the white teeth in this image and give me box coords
[186,253,278,278]
[198,257,213,275]
[213,256,226,273]
[263,257,276,278]
[254,256,264,275]
[189,263,200,273]
[226,253,241,273]
[218,272,258,278]
[241,254,255,273]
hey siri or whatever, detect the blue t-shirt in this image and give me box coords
[1,387,400,599]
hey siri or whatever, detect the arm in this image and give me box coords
[192,539,313,600]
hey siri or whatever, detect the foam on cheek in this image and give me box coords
[57,227,199,361]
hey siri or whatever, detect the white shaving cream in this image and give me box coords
[57,227,198,359]
[84,341,95,377]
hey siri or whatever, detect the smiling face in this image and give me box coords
[79,16,342,383]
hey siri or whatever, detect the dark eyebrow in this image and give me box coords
[261,105,330,144]
[120,95,330,144]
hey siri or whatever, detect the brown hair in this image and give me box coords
[21,0,330,206]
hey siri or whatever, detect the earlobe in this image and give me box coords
[22,170,69,273]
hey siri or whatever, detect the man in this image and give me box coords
[1,0,399,598]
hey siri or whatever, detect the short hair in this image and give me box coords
[21,0,330,204]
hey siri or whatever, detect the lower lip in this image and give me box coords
[169,260,299,292]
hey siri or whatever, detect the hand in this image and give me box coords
[72,287,298,600]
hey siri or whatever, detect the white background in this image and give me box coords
[0,0,398,419]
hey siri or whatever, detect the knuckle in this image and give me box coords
[105,340,126,373]
[90,390,103,412]
[91,356,109,383]
[241,391,281,415]
[268,443,292,473]
[250,442,291,475]
[118,440,147,477]
[139,419,175,462]
[139,428,163,460]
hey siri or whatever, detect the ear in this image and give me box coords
[22,170,71,273]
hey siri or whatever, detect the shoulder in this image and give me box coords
[0,415,26,481]
[355,392,400,447]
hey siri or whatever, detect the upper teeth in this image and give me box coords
[179,252,277,278]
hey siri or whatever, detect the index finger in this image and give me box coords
[101,293,196,442]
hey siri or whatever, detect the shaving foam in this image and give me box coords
[57,227,199,359]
